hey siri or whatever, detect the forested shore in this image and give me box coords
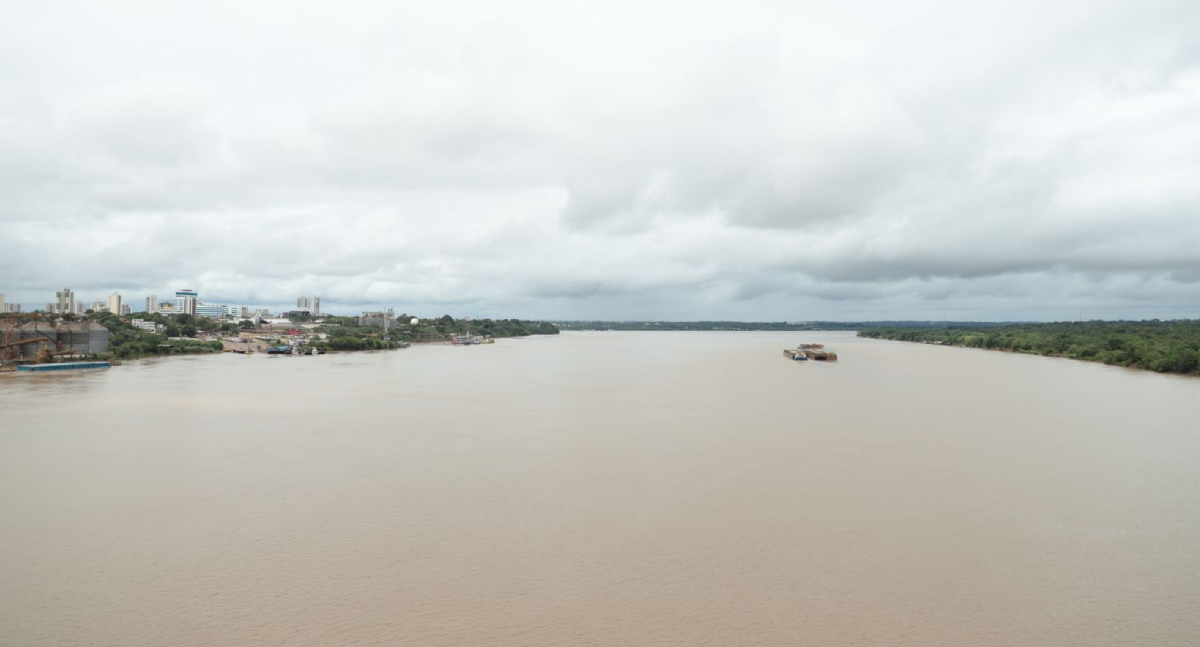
[858,321,1200,375]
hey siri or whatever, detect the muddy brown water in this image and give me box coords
[2,331,1198,646]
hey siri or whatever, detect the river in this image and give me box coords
[1,331,1198,646]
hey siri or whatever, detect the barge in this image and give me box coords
[18,361,111,372]
[784,346,838,361]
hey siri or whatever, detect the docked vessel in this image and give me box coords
[18,361,111,372]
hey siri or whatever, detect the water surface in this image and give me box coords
[2,332,1198,646]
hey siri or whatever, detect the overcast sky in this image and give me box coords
[2,0,1198,320]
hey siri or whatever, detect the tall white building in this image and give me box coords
[0,293,5,313]
[107,292,122,316]
[55,288,75,314]
[146,295,158,312]
[90,301,105,312]
[296,296,321,315]
[175,289,198,316]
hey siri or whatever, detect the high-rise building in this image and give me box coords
[45,302,56,313]
[74,302,85,315]
[55,288,75,314]
[0,293,5,313]
[175,289,198,316]
[5,303,21,313]
[146,295,158,313]
[91,301,106,312]
[120,303,131,315]
[296,296,321,315]
[107,292,122,316]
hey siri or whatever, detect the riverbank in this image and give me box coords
[858,320,1200,376]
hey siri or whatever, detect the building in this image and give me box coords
[131,319,162,332]
[0,293,4,313]
[195,303,225,320]
[191,303,239,320]
[120,304,131,316]
[107,292,122,316]
[146,295,158,313]
[175,289,198,316]
[90,301,106,313]
[296,296,321,315]
[4,303,20,313]
[359,309,397,331]
[44,302,55,313]
[157,303,178,316]
[55,288,75,314]
[74,302,86,315]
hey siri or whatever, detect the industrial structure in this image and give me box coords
[1,320,110,362]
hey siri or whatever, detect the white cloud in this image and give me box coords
[1,0,1198,319]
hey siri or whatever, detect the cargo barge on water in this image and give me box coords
[17,361,111,372]
[784,343,838,362]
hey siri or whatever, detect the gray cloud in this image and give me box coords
[1,0,1199,320]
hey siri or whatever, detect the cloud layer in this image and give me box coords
[2,0,1199,319]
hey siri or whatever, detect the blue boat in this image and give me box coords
[18,361,111,372]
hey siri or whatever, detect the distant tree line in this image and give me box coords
[86,311,224,359]
[858,321,1200,375]
[300,315,557,352]
[554,320,1008,332]
[419,315,558,338]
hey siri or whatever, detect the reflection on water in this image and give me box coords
[2,332,1199,646]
